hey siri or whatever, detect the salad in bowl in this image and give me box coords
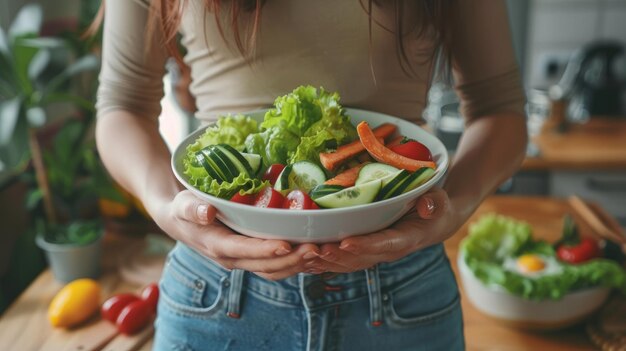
[171,85,448,242]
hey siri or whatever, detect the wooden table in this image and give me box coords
[0,196,609,350]
[522,118,626,171]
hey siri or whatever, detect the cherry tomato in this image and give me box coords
[101,293,140,323]
[116,300,152,335]
[282,190,317,210]
[262,164,286,185]
[140,283,159,312]
[253,187,285,208]
[557,238,602,264]
[390,140,432,161]
[230,192,255,205]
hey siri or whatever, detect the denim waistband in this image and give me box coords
[171,241,446,312]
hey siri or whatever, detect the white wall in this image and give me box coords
[525,0,626,88]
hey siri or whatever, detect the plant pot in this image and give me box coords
[36,230,103,283]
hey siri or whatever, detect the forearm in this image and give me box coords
[95,111,181,215]
[443,112,527,221]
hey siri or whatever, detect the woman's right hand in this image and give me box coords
[152,190,321,280]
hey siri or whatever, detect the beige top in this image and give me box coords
[97,0,525,124]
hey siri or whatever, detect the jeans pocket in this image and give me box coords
[159,254,228,319]
[384,256,461,328]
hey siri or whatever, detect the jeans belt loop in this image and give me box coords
[226,269,245,319]
[365,265,384,327]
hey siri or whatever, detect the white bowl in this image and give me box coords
[172,108,449,243]
[457,254,611,330]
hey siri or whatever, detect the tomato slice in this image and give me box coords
[282,190,316,210]
[101,293,140,323]
[262,164,286,185]
[390,140,433,162]
[557,238,602,264]
[253,187,285,208]
[230,192,255,205]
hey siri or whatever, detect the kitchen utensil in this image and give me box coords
[567,195,626,251]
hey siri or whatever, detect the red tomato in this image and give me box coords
[282,190,317,210]
[101,293,140,323]
[557,238,602,264]
[116,300,152,335]
[230,192,255,205]
[390,140,433,161]
[253,187,285,208]
[262,164,286,185]
[140,283,159,312]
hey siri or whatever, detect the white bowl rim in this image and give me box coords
[171,107,449,215]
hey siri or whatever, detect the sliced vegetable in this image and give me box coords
[376,170,411,201]
[242,153,262,175]
[231,192,255,205]
[262,164,286,185]
[357,122,436,171]
[387,167,436,198]
[101,293,140,323]
[254,187,285,208]
[275,161,326,192]
[283,190,318,210]
[309,184,346,200]
[319,123,397,171]
[214,144,254,178]
[390,139,433,161]
[116,300,152,335]
[355,163,400,185]
[555,215,602,264]
[386,135,405,148]
[314,179,382,208]
[324,163,368,187]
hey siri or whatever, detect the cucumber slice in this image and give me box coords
[274,165,293,191]
[216,144,254,178]
[195,152,224,183]
[388,167,436,198]
[205,146,239,182]
[241,152,262,175]
[376,170,410,201]
[356,163,400,185]
[288,161,327,192]
[309,184,346,200]
[314,179,382,208]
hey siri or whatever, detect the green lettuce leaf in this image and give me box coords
[245,122,300,167]
[204,172,269,199]
[186,114,258,154]
[261,85,322,136]
[461,214,626,300]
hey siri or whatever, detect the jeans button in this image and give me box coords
[308,280,326,299]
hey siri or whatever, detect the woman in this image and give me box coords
[95,0,527,349]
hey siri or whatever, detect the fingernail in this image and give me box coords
[320,252,336,261]
[425,197,435,214]
[275,247,291,256]
[197,204,208,223]
[339,243,355,252]
[302,251,319,260]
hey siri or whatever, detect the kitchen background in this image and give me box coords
[1,0,625,350]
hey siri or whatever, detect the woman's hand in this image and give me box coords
[152,190,320,280]
[306,188,461,273]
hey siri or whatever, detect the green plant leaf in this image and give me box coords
[0,27,8,55]
[43,92,95,112]
[44,55,99,94]
[27,49,50,81]
[25,188,43,210]
[9,4,43,39]
[0,97,22,145]
[19,37,67,50]
[12,39,38,96]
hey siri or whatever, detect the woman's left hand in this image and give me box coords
[307,187,461,274]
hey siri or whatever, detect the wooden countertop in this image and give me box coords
[522,118,626,171]
[0,196,611,350]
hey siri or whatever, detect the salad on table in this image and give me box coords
[460,214,626,300]
[183,85,437,210]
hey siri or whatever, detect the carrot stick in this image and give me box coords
[356,122,436,171]
[320,123,397,171]
[387,135,405,148]
[324,163,368,187]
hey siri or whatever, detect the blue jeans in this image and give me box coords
[153,242,464,351]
